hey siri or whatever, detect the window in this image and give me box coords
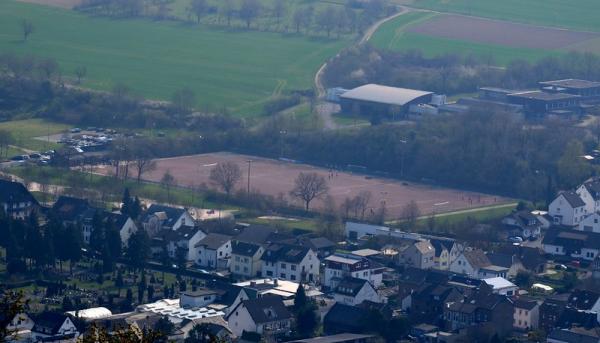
[235,256,240,262]
[281,263,287,269]
[266,271,273,276]
[291,274,296,281]
[243,267,248,272]
[281,273,286,279]
[291,265,296,271]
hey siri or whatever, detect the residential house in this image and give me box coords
[577,178,600,214]
[396,240,435,270]
[204,280,251,316]
[542,228,600,261]
[539,293,570,333]
[566,289,600,322]
[234,278,322,300]
[52,196,92,226]
[448,249,508,279]
[193,233,232,269]
[323,254,384,290]
[235,225,291,247]
[332,277,381,306]
[81,210,137,247]
[280,236,337,258]
[31,312,79,342]
[226,296,292,337]
[230,241,264,278]
[4,312,34,342]
[429,238,463,270]
[497,245,547,274]
[577,212,600,233]
[443,290,514,339]
[548,191,587,226]
[180,289,220,308]
[261,244,319,283]
[485,252,524,279]
[482,277,518,296]
[288,334,375,343]
[513,298,539,331]
[141,204,194,236]
[0,179,39,220]
[547,326,600,343]
[411,283,463,326]
[156,226,206,262]
[501,210,543,239]
[323,303,369,335]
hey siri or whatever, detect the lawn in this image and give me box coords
[409,0,600,32]
[0,119,69,151]
[0,0,349,117]
[370,12,560,65]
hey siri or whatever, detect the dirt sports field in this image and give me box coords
[407,14,600,50]
[99,152,511,219]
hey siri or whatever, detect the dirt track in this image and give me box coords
[95,152,511,219]
[17,0,81,9]
[408,14,600,49]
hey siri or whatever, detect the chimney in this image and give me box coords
[250,281,257,287]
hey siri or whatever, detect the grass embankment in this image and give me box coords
[370,12,560,65]
[8,165,234,210]
[0,0,349,117]
[0,119,69,151]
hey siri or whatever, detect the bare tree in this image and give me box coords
[21,19,34,42]
[292,7,312,34]
[272,0,286,27]
[219,0,236,26]
[316,6,336,37]
[37,58,58,80]
[209,161,241,196]
[132,146,157,184]
[161,170,176,203]
[401,200,421,228]
[353,191,372,219]
[188,0,208,24]
[239,0,261,29]
[290,172,328,211]
[75,66,87,84]
[171,87,196,113]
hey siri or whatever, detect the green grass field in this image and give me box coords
[370,12,560,65]
[0,119,69,151]
[0,0,348,116]
[409,0,600,32]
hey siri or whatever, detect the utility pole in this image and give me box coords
[399,139,407,178]
[247,159,252,194]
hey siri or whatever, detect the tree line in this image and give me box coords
[76,0,394,39]
[324,45,600,96]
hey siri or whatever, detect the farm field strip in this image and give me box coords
[0,0,348,117]
[407,0,600,33]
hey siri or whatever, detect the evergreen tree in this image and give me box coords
[62,296,74,311]
[130,196,142,220]
[126,229,150,270]
[293,283,307,311]
[115,270,124,296]
[65,224,83,274]
[147,285,154,302]
[293,283,317,338]
[89,211,105,254]
[121,188,132,217]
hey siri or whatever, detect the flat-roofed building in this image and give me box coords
[507,90,581,115]
[539,79,600,100]
[340,84,433,119]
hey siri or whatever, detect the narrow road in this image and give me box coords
[313,6,409,130]
[385,202,518,225]
[314,6,409,99]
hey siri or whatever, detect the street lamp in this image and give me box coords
[247,159,252,194]
[399,139,407,178]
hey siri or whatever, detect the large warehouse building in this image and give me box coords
[339,84,433,118]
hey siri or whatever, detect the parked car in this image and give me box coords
[555,264,568,270]
[508,236,523,243]
[11,155,29,162]
[29,153,41,159]
[70,128,82,133]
